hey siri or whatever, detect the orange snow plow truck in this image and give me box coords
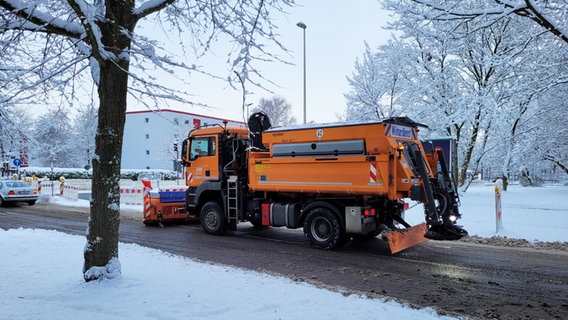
[180,113,467,253]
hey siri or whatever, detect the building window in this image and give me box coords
[146,150,150,155]
[145,134,149,139]
[145,117,149,123]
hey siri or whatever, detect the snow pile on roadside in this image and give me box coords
[0,228,458,320]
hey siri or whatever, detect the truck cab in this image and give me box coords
[180,124,249,221]
[185,133,219,186]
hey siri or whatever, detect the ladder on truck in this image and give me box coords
[227,175,239,226]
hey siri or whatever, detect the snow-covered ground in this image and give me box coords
[1,183,567,320]
[405,183,568,243]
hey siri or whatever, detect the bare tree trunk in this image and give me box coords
[83,58,129,281]
[501,99,531,191]
[82,1,135,281]
[458,107,482,186]
[462,118,492,192]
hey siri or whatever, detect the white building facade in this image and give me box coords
[122,109,243,170]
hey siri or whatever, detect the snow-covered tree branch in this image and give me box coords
[407,0,568,44]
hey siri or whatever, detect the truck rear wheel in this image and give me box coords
[303,207,343,250]
[200,201,227,235]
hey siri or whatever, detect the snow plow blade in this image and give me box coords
[386,223,429,254]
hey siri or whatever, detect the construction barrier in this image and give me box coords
[120,187,186,206]
[30,178,186,206]
[62,185,80,201]
[142,179,153,219]
[35,180,54,196]
[120,188,145,206]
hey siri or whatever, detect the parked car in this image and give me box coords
[0,180,38,206]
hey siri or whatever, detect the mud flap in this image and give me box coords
[386,223,429,254]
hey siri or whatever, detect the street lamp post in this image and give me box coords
[296,22,307,124]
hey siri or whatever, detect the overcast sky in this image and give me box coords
[130,0,393,124]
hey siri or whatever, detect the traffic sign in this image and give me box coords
[13,159,22,167]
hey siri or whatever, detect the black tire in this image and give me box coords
[303,207,343,250]
[200,201,226,235]
[0,197,4,207]
[27,201,36,206]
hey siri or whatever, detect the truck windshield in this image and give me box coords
[190,137,216,160]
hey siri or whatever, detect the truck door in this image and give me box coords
[185,135,219,187]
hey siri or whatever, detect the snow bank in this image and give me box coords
[0,228,456,320]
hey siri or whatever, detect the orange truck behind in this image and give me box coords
[180,113,467,253]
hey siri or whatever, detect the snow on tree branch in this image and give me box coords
[0,0,84,38]
[132,0,176,19]
[404,0,568,44]
[2,0,294,110]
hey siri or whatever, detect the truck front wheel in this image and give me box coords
[303,208,343,250]
[200,201,227,235]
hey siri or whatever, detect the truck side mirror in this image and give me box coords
[180,138,190,166]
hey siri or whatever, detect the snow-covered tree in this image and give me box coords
[251,96,297,126]
[343,43,385,121]
[0,105,32,168]
[0,105,17,162]
[506,84,568,182]
[0,0,294,281]
[73,104,98,169]
[540,87,568,177]
[31,107,75,167]
[346,0,568,189]
[344,40,415,121]
[1,40,33,166]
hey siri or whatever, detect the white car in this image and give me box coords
[0,180,38,206]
